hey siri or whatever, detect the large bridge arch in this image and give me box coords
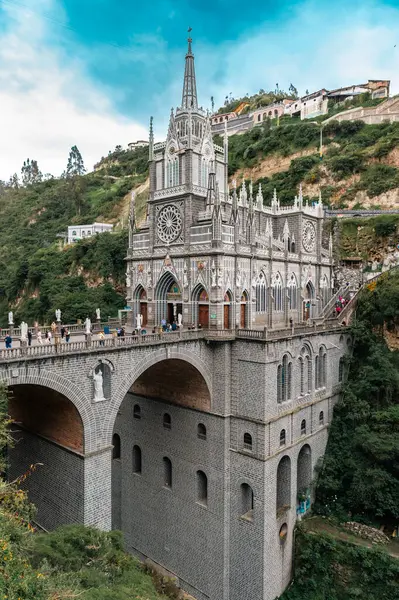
[1,369,96,452]
[103,346,213,444]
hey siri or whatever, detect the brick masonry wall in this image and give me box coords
[9,428,84,530]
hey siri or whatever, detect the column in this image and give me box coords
[83,446,112,531]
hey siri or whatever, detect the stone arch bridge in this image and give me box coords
[1,324,346,600]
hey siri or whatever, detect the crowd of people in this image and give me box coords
[335,295,347,316]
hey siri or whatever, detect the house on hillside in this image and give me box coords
[128,140,149,150]
[327,80,390,105]
[252,99,292,124]
[67,223,113,244]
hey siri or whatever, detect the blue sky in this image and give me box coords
[0,0,398,179]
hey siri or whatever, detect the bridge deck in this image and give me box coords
[0,320,345,363]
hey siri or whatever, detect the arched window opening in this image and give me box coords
[112,433,121,460]
[197,423,207,440]
[297,445,312,511]
[315,355,319,389]
[272,273,283,312]
[299,357,304,395]
[133,404,141,420]
[339,357,344,382]
[258,114,261,122]
[133,445,142,474]
[166,157,179,188]
[240,483,254,521]
[163,457,172,488]
[322,352,327,387]
[197,470,208,506]
[278,355,291,403]
[319,411,324,426]
[291,240,296,253]
[276,456,291,513]
[255,273,267,313]
[320,274,329,306]
[307,355,312,393]
[301,419,307,436]
[279,429,286,447]
[288,274,297,310]
[163,413,172,430]
[243,433,253,451]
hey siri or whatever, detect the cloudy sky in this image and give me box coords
[0,0,398,180]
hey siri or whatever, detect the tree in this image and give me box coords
[210,95,215,112]
[289,83,298,98]
[21,158,42,186]
[65,146,86,215]
[66,145,86,178]
[8,173,19,188]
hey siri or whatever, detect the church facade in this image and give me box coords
[126,38,333,331]
[114,37,345,600]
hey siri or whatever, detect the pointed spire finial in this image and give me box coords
[149,116,154,161]
[182,30,198,110]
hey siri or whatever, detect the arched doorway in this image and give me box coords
[7,384,84,531]
[303,281,315,320]
[155,272,182,325]
[224,290,232,329]
[240,290,249,328]
[192,285,209,328]
[134,285,148,327]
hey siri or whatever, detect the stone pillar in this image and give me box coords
[83,446,112,530]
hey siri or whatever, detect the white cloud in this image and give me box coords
[187,0,399,111]
[0,0,147,180]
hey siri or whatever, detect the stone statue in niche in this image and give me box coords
[93,367,105,402]
[211,264,216,288]
[183,263,188,288]
[147,266,152,289]
[236,268,241,289]
[217,268,223,288]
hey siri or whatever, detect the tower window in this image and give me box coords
[243,433,253,451]
[319,411,324,426]
[197,470,208,506]
[163,413,172,430]
[240,483,254,521]
[163,457,172,488]
[301,419,307,436]
[112,434,121,460]
[197,423,207,440]
[133,404,141,420]
[133,445,142,474]
[279,429,286,447]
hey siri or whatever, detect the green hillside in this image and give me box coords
[1,118,399,326]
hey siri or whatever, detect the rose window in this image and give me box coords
[302,221,316,253]
[157,204,182,244]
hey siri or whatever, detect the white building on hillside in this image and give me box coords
[67,223,113,244]
[128,140,149,150]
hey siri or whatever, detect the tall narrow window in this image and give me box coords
[307,355,312,393]
[287,361,292,401]
[197,470,208,506]
[272,273,283,312]
[339,357,344,382]
[243,433,253,451]
[163,457,172,488]
[133,445,142,474]
[279,429,286,447]
[163,413,172,430]
[240,483,254,521]
[299,357,304,395]
[288,274,297,310]
[112,434,121,460]
[322,352,327,388]
[315,356,319,389]
[277,364,282,403]
[133,404,141,420]
[301,419,307,436]
[197,423,207,440]
[319,411,324,426]
[255,273,267,312]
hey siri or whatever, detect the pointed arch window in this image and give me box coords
[277,354,292,403]
[166,157,179,188]
[288,274,297,310]
[320,275,329,306]
[201,158,210,188]
[279,429,286,447]
[272,273,283,312]
[339,357,344,382]
[197,470,208,506]
[255,272,267,313]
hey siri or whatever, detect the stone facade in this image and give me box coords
[126,38,333,333]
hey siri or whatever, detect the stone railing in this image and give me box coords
[0,321,346,363]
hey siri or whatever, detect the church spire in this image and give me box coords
[181,29,198,110]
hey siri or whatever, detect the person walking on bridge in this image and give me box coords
[37,330,43,345]
[5,334,12,349]
[65,328,70,343]
[27,330,32,346]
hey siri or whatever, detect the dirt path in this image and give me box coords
[302,516,399,558]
